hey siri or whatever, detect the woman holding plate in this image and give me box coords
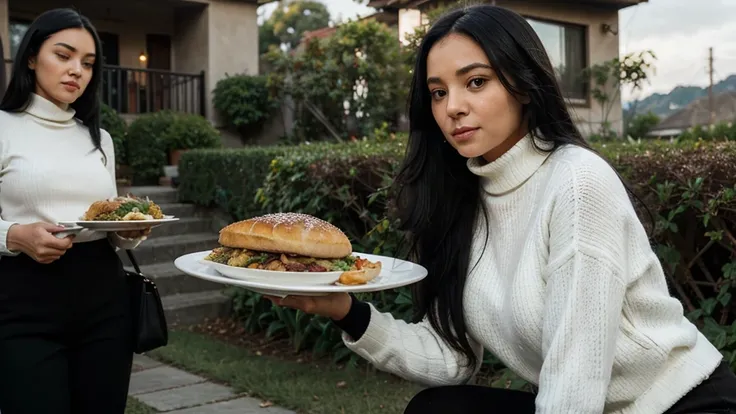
[267,4,736,414]
[0,8,149,414]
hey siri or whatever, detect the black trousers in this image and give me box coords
[0,239,133,414]
[405,360,736,413]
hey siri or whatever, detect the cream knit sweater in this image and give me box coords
[0,93,140,255]
[342,135,723,413]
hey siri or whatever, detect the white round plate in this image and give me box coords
[201,259,343,285]
[174,251,428,297]
[58,216,179,232]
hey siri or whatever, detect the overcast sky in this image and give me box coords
[260,0,736,102]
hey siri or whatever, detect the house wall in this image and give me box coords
[400,0,624,136]
[206,0,259,126]
[496,0,623,136]
[6,0,175,68]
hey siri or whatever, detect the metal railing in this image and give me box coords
[3,59,205,116]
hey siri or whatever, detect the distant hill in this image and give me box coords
[628,74,736,118]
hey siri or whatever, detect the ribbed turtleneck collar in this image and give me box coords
[466,133,553,196]
[24,93,76,124]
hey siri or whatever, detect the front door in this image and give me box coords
[146,34,172,112]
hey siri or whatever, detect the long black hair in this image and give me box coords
[0,8,105,159]
[393,4,640,369]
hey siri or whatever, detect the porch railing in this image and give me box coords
[3,59,206,117]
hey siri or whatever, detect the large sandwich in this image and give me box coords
[83,195,165,221]
[203,212,382,285]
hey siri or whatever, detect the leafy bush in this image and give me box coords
[100,103,128,165]
[127,111,221,185]
[179,137,736,373]
[626,111,660,139]
[163,113,221,150]
[212,74,277,139]
[676,122,736,142]
[127,111,176,184]
[265,19,410,142]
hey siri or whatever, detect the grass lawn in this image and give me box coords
[146,330,424,414]
[125,397,155,414]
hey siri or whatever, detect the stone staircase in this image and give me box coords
[117,186,230,327]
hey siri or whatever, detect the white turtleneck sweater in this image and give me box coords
[342,135,723,413]
[0,93,140,255]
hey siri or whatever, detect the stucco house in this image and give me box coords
[366,0,647,136]
[1,0,271,123]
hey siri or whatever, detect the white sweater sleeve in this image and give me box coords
[342,303,484,386]
[535,158,642,413]
[99,129,143,251]
[0,128,19,256]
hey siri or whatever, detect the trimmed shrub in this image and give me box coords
[177,146,291,221]
[127,111,221,185]
[212,74,277,139]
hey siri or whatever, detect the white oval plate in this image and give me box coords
[58,216,179,232]
[200,259,343,285]
[175,251,428,297]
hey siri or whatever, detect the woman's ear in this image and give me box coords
[28,57,36,71]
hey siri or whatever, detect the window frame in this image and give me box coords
[524,15,590,107]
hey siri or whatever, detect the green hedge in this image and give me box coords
[126,111,221,185]
[178,146,291,221]
[179,138,736,376]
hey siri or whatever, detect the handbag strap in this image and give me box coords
[126,249,142,275]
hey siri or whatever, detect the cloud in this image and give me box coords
[620,0,736,101]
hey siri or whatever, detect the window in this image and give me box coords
[9,19,31,59]
[527,17,587,102]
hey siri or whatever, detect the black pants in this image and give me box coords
[0,239,133,414]
[405,360,736,413]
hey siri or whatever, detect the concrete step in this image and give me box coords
[121,233,219,266]
[158,203,199,218]
[149,217,214,238]
[162,290,231,327]
[118,186,179,204]
[125,262,223,296]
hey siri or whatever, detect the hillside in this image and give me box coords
[629,74,736,118]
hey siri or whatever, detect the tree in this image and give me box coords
[259,0,331,54]
[584,50,657,140]
[265,19,411,142]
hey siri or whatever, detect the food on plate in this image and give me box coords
[204,212,382,285]
[82,195,165,221]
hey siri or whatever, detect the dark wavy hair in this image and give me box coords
[0,8,105,160]
[393,4,647,369]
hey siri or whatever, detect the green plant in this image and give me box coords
[212,74,277,139]
[127,111,222,185]
[126,111,176,184]
[177,146,291,221]
[626,111,660,140]
[265,19,410,143]
[585,50,657,139]
[100,103,128,165]
[163,113,221,150]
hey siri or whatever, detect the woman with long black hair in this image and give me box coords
[0,8,147,414]
[268,5,736,413]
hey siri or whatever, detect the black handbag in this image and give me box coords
[125,249,169,354]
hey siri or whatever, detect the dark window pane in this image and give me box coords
[527,18,587,101]
[9,20,31,59]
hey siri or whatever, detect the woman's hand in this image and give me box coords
[265,292,353,321]
[116,227,152,240]
[6,222,75,264]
